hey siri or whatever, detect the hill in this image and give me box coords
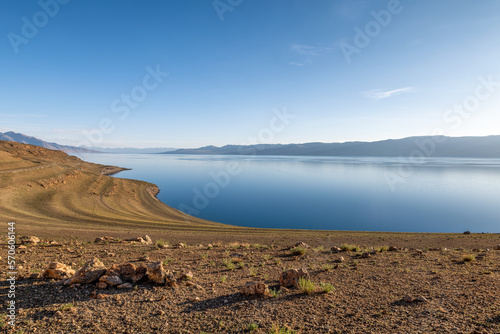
[164,135,500,158]
[0,140,229,236]
[0,131,99,153]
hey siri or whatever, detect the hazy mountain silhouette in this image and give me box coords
[164,136,500,158]
[0,131,100,153]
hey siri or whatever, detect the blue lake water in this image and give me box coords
[77,154,500,233]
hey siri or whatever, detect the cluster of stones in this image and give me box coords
[42,258,179,290]
[240,268,310,297]
[94,235,153,245]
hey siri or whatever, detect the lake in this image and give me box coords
[77,153,500,233]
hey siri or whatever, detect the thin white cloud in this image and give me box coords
[363,87,415,100]
[289,62,305,66]
[291,44,332,56]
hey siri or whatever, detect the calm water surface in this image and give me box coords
[78,154,500,233]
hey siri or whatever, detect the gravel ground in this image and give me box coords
[1,236,499,334]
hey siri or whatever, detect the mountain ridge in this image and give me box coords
[0,131,99,154]
[164,135,500,158]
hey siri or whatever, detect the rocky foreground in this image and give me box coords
[1,234,499,333]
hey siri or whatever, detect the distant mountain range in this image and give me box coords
[86,147,177,154]
[3,131,500,158]
[0,131,176,154]
[164,135,500,158]
[0,131,99,154]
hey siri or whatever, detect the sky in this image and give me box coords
[1,0,500,148]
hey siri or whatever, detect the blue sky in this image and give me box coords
[1,0,500,148]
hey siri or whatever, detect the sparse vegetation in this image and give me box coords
[290,246,307,256]
[377,245,389,252]
[59,303,74,312]
[249,266,258,276]
[340,244,362,252]
[223,259,236,270]
[462,254,475,263]
[296,277,316,294]
[248,323,259,331]
[320,282,335,293]
[156,240,169,248]
[321,264,334,271]
[269,324,296,334]
[269,288,281,298]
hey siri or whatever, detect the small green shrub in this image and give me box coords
[269,288,281,298]
[248,323,259,331]
[269,324,296,334]
[60,303,74,312]
[290,246,307,256]
[296,278,315,294]
[462,254,475,263]
[377,245,389,252]
[249,266,258,276]
[222,258,235,270]
[320,282,335,293]
[321,264,334,271]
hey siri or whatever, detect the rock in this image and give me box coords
[173,243,187,248]
[463,231,471,235]
[241,281,270,296]
[180,272,194,281]
[190,297,201,302]
[361,252,371,258]
[279,268,309,287]
[97,281,107,289]
[117,283,133,289]
[402,295,413,303]
[99,275,123,286]
[69,258,107,285]
[230,253,244,258]
[132,265,147,283]
[29,273,40,279]
[54,311,63,318]
[388,246,398,252]
[293,242,310,249]
[139,256,150,262]
[42,262,75,280]
[493,244,500,250]
[95,236,117,243]
[337,256,345,263]
[20,236,40,245]
[415,296,429,303]
[125,237,144,243]
[142,235,153,245]
[147,261,167,284]
[330,246,342,253]
[18,245,28,249]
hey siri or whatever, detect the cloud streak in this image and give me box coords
[363,87,415,100]
[291,44,332,56]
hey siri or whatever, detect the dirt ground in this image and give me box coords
[1,233,499,334]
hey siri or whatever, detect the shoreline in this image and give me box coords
[0,140,498,247]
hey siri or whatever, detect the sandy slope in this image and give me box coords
[0,141,229,236]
